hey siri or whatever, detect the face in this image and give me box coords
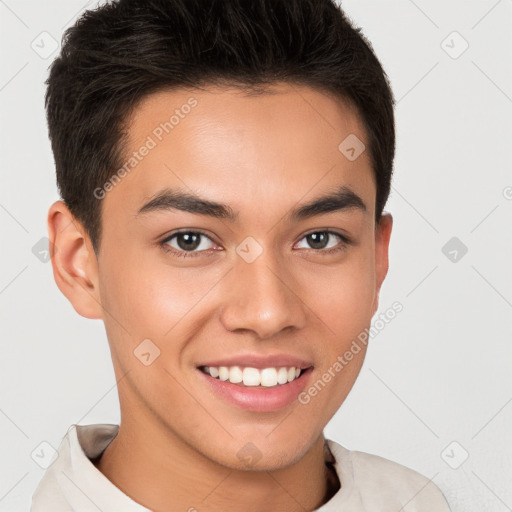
[53,83,392,471]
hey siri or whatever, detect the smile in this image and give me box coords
[197,365,314,412]
[199,365,305,387]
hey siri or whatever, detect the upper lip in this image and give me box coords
[196,353,313,370]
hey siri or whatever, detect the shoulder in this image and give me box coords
[31,423,125,512]
[326,439,451,511]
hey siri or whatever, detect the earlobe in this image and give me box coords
[47,200,103,319]
[372,213,393,316]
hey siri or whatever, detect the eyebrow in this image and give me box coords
[136,184,367,222]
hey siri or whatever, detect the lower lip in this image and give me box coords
[197,368,313,413]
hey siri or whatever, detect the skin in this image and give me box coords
[48,83,393,512]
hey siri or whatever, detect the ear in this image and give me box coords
[371,213,393,316]
[47,200,103,319]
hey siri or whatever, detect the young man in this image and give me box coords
[32,0,451,510]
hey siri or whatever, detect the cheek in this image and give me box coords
[98,245,217,342]
[302,248,376,341]
[96,243,169,357]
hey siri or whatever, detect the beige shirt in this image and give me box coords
[31,424,451,511]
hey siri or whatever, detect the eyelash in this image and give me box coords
[159,229,352,259]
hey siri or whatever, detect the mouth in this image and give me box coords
[198,365,310,388]
[196,364,314,412]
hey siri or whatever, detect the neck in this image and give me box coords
[94,416,339,512]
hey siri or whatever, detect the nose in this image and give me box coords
[219,252,307,339]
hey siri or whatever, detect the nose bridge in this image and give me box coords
[220,247,306,338]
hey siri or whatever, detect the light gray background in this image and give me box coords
[1,1,511,510]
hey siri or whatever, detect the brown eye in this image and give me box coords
[295,231,349,253]
[305,232,330,250]
[161,231,216,258]
[173,232,202,251]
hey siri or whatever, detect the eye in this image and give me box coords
[295,231,350,254]
[160,230,217,258]
[160,229,351,259]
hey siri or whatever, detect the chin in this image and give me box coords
[206,435,314,472]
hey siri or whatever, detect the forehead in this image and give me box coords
[104,82,375,223]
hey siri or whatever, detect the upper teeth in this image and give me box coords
[203,366,302,387]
